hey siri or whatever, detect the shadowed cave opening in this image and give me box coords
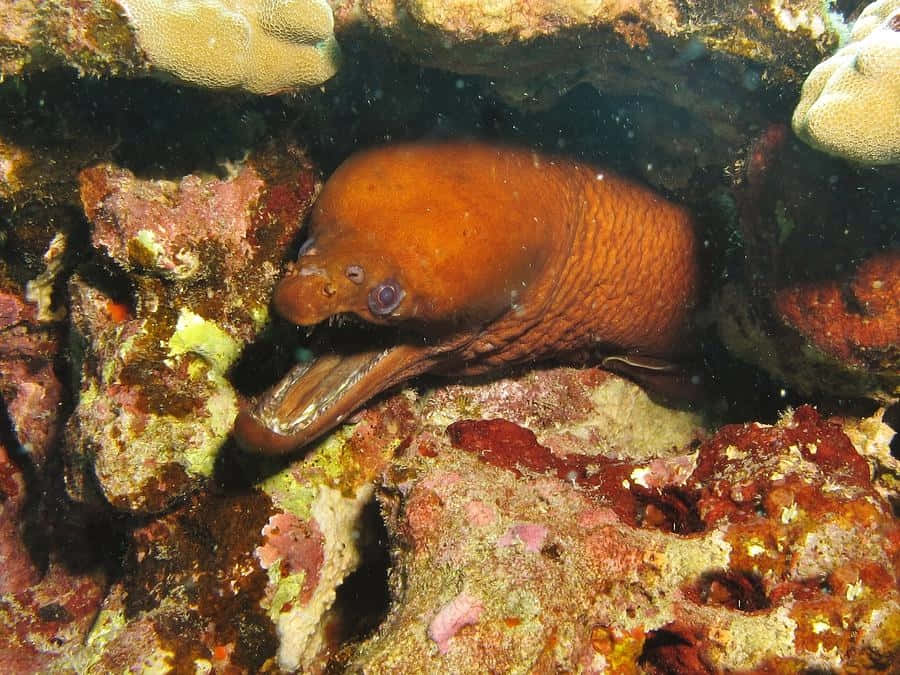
[327,497,392,665]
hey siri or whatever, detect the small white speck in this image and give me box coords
[812,620,830,634]
[595,173,605,181]
[630,467,652,489]
[845,579,863,601]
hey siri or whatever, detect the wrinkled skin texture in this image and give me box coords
[235,142,698,454]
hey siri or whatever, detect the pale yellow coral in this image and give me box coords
[792,0,900,164]
[119,0,340,94]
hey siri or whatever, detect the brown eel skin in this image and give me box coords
[234,141,699,454]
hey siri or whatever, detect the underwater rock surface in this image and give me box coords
[0,0,897,672]
[350,386,899,672]
[65,153,319,513]
[0,285,62,467]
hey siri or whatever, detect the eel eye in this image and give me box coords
[368,279,405,316]
[345,264,365,284]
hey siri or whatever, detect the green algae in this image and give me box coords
[167,307,241,375]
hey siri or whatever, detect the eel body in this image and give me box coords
[234,141,698,454]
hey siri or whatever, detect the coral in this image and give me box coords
[118,0,341,93]
[715,116,899,404]
[2,0,339,91]
[65,151,319,513]
[718,248,900,403]
[346,381,898,671]
[792,0,900,164]
[775,248,900,372]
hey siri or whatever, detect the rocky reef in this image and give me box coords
[350,391,898,672]
[0,0,897,672]
[64,148,320,513]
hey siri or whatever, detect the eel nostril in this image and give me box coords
[322,282,336,297]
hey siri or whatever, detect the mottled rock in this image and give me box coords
[65,151,319,513]
[0,443,106,673]
[341,374,898,671]
[0,0,142,79]
[64,392,404,673]
[0,284,62,466]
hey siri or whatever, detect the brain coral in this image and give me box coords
[120,0,340,94]
[792,0,900,164]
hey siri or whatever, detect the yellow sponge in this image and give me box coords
[792,0,900,164]
[120,0,340,94]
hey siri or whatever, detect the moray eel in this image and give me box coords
[234,141,698,454]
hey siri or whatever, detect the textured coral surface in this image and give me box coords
[119,0,341,93]
[0,1,897,672]
[776,249,900,370]
[792,0,900,164]
[350,389,899,672]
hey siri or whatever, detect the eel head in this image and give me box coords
[233,145,541,455]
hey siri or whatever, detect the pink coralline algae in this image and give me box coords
[65,150,319,513]
[0,285,62,466]
[255,512,325,603]
[428,592,485,655]
[497,523,548,553]
[0,442,106,672]
[347,367,899,672]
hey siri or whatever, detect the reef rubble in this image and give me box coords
[65,150,320,513]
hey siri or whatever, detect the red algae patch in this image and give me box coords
[255,513,325,603]
[775,250,900,368]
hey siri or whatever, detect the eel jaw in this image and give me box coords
[233,343,431,455]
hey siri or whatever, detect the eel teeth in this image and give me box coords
[255,348,392,435]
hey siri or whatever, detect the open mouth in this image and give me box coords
[232,321,433,455]
[251,346,395,437]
